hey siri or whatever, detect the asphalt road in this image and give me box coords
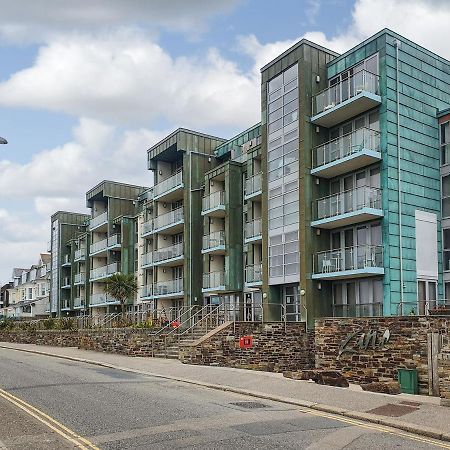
[0,348,444,449]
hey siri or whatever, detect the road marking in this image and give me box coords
[0,388,99,450]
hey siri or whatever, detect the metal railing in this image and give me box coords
[141,252,153,267]
[203,271,225,290]
[61,277,71,288]
[245,264,262,284]
[202,191,225,212]
[74,248,86,261]
[74,272,85,284]
[107,234,121,247]
[202,230,225,250]
[314,244,383,274]
[62,254,71,265]
[153,171,183,197]
[153,207,184,231]
[397,300,450,316]
[89,211,108,230]
[73,296,85,308]
[153,278,184,296]
[333,302,383,317]
[313,69,380,116]
[245,173,262,197]
[315,186,382,220]
[153,242,184,263]
[313,128,381,169]
[90,238,108,254]
[245,219,262,240]
[141,219,153,236]
[89,293,118,306]
[140,285,153,298]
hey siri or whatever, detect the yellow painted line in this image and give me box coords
[0,388,99,450]
[293,406,450,449]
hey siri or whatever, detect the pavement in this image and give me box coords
[1,342,449,445]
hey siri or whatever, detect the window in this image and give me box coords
[441,121,450,165]
[443,175,450,217]
[443,228,450,271]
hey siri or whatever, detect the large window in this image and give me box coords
[442,175,450,218]
[441,121,450,166]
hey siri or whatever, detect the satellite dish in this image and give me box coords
[0,137,7,144]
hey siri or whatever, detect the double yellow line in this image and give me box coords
[0,387,99,450]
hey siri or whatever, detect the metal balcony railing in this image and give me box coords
[89,211,108,230]
[90,238,108,254]
[203,271,225,289]
[61,277,71,287]
[313,70,380,116]
[153,207,184,231]
[202,191,225,212]
[107,234,121,247]
[74,248,86,260]
[202,231,225,250]
[153,242,184,263]
[333,302,383,317]
[245,264,262,284]
[153,278,184,296]
[153,171,183,197]
[141,252,153,267]
[313,128,381,168]
[245,173,262,197]
[315,186,382,220]
[245,219,262,240]
[74,273,85,284]
[314,244,383,274]
[62,254,71,265]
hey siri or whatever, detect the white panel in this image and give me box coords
[415,210,438,280]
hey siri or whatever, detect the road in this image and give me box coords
[0,347,446,449]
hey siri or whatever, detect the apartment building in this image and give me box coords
[1,255,50,318]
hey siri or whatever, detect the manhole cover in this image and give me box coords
[229,401,268,409]
[367,403,419,417]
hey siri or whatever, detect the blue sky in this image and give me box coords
[0,0,449,283]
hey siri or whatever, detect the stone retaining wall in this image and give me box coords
[438,346,450,406]
[314,316,450,394]
[180,322,311,372]
[0,330,80,347]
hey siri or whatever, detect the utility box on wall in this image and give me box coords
[239,336,253,349]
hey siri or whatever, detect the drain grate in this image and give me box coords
[367,403,419,417]
[229,401,268,409]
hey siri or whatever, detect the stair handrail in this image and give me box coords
[152,305,197,337]
[176,304,222,341]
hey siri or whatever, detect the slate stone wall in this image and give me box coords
[438,346,450,406]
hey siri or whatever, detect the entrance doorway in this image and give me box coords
[282,285,301,321]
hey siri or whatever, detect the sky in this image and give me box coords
[1,0,450,284]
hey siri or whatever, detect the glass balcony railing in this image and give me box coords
[107,262,120,275]
[313,128,380,169]
[141,252,153,267]
[141,219,153,236]
[62,254,71,266]
[90,293,118,306]
[203,271,225,290]
[315,186,382,221]
[90,238,108,254]
[313,70,380,116]
[202,231,225,250]
[314,244,383,274]
[333,302,383,317]
[153,171,183,198]
[61,277,71,288]
[141,285,153,298]
[153,207,184,231]
[73,295,86,308]
[245,264,262,284]
[90,265,108,280]
[202,191,225,212]
[74,273,85,284]
[153,242,184,263]
[107,234,121,247]
[89,211,108,230]
[245,173,262,198]
[245,219,262,240]
[74,248,86,261]
[153,278,184,296]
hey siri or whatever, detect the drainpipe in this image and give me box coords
[395,39,404,310]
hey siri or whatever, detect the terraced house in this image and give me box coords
[46,29,450,324]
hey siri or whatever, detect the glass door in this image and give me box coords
[283,285,300,322]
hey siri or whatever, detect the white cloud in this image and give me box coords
[0,30,260,129]
[0,0,241,42]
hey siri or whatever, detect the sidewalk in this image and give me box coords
[1,342,449,442]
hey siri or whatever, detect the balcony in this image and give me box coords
[61,254,71,267]
[311,186,383,229]
[61,277,71,289]
[141,252,153,268]
[107,234,121,249]
[140,285,153,299]
[141,219,153,237]
[73,295,86,309]
[202,191,226,217]
[151,207,184,234]
[153,171,183,201]
[89,211,108,231]
[90,293,119,307]
[311,70,381,128]
[202,231,226,254]
[90,262,121,282]
[152,242,184,266]
[244,219,262,243]
[74,248,86,261]
[333,302,383,318]
[312,244,384,280]
[202,271,226,292]
[74,272,86,285]
[244,173,262,200]
[153,279,184,298]
[89,238,108,256]
[245,264,262,286]
[311,128,381,178]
